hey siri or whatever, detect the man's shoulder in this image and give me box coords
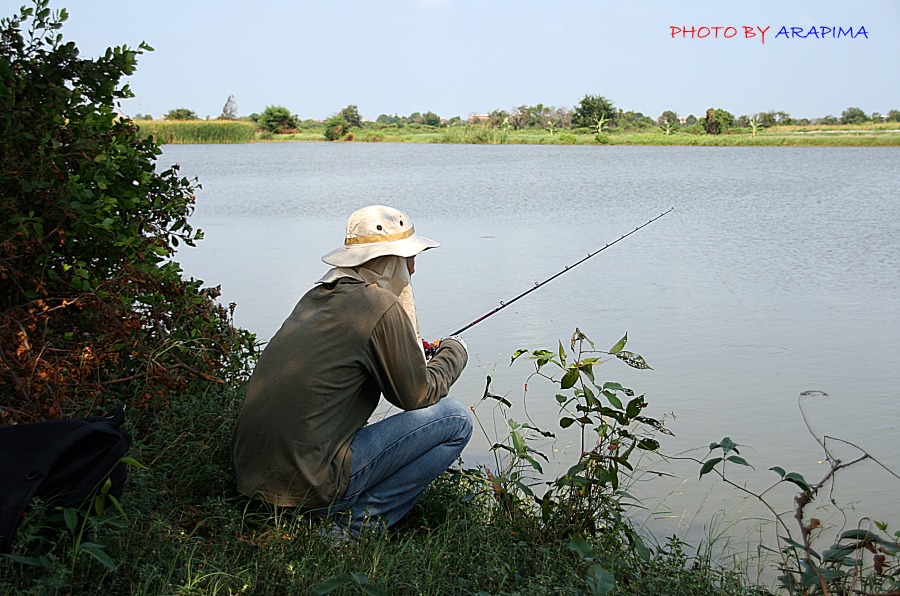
[315,278,399,310]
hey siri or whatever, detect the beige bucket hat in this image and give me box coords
[321,205,440,267]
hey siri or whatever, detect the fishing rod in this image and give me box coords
[446,207,674,337]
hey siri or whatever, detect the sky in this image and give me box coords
[3,0,898,122]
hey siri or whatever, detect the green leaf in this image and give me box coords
[1,554,51,569]
[638,438,660,451]
[80,543,117,571]
[783,472,812,493]
[586,563,616,595]
[823,545,859,563]
[610,333,627,354]
[726,455,752,468]
[838,529,874,541]
[616,350,652,369]
[780,535,820,560]
[567,535,596,561]
[602,391,623,409]
[106,493,126,517]
[719,436,738,454]
[699,457,722,479]
[511,431,526,457]
[121,456,147,469]
[625,396,644,418]
[510,348,528,364]
[558,340,566,366]
[770,465,787,478]
[560,367,579,389]
[524,455,544,473]
[63,508,78,531]
[560,417,575,428]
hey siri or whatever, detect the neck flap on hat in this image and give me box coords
[317,256,424,356]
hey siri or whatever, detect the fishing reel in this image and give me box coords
[422,339,439,359]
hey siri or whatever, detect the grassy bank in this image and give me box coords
[137,120,900,146]
[138,120,257,144]
[0,385,756,595]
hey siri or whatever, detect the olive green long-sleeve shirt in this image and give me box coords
[231,277,467,508]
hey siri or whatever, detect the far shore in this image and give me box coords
[136,120,900,147]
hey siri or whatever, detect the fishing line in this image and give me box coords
[443,207,675,338]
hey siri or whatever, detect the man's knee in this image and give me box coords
[436,397,472,445]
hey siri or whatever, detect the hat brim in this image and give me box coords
[322,234,440,267]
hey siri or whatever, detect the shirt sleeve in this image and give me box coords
[365,301,468,411]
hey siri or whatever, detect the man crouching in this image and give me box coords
[232,205,470,539]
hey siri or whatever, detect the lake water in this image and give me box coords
[164,142,899,571]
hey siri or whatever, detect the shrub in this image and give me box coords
[558,132,577,145]
[257,105,298,134]
[323,115,349,141]
[595,132,611,144]
[0,1,256,423]
[164,107,198,120]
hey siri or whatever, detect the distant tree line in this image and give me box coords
[143,95,900,138]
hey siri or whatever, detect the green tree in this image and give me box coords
[488,109,509,128]
[339,104,362,128]
[164,107,198,120]
[840,106,869,125]
[572,94,616,129]
[257,105,298,133]
[658,110,680,128]
[422,111,441,126]
[219,94,238,120]
[704,108,734,134]
[685,114,698,126]
[0,1,254,422]
[887,110,900,122]
[323,114,348,140]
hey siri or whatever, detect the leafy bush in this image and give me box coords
[323,114,349,141]
[257,105,297,134]
[0,1,256,423]
[164,107,198,120]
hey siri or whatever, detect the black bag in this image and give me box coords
[0,404,132,552]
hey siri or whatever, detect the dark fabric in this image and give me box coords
[0,405,131,551]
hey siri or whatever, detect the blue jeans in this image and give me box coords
[327,397,472,536]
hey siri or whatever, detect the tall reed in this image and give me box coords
[440,125,508,145]
[137,120,257,144]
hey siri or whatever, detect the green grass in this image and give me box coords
[0,384,762,595]
[137,120,257,144]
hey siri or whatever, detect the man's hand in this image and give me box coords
[423,336,468,360]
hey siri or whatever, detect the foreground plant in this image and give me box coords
[0,0,257,423]
[469,328,670,593]
[699,391,900,595]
